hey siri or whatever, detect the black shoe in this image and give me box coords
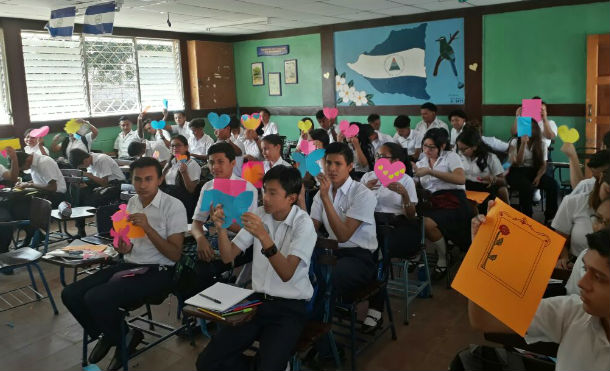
[77,229,87,238]
[88,335,114,364]
[431,266,447,281]
[108,329,144,371]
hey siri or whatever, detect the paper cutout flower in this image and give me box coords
[499,225,510,236]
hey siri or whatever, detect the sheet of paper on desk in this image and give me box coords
[185,282,254,312]
[63,244,108,253]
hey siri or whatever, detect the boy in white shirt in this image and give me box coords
[24,128,49,156]
[112,116,139,158]
[259,108,278,137]
[242,129,263,161]
[171,111,191,138]
[261,134,290,173]
[188,118,215,161]
[449,110,467,146]
[197,165,315,371]
[127,140,171,167]
[316,109,338,143]
[214,119,246,177]
[62,157,187,370]
[393,115,421,161]
[414,102,449,136]
[367,113,394,153]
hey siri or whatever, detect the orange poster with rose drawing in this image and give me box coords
[451,199,565,336]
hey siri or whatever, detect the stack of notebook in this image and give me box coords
[185,282,259,320]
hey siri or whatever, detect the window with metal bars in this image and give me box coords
[21,31,184,122]
[0,29,11,126]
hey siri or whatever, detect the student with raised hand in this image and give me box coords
[187,118,215,161]
[468,202,610,371]
[414,102,449,136]
[112,116,139,158]
[162,135,201,221]
[24,129,49,156]
[414,128,470,280]
[51,119,99,157]
[171,111,191,138]
[449,109,467,146]
[261,134,290,173]
[196,166,315,371]
[62,157,188,371]
[259,108,278,137]
[338,122,375,181]
[191,143,258,263]
[456,127,509,204]
[296,117,315,150]
[506,119,559,221]
[511,97,558,149]
[393,114,422,161]
[562,143,609,194]
[316,109,338,143]
[138,111,172,148]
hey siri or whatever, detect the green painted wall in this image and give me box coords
[233,34,323,108]
[483,2,610,104]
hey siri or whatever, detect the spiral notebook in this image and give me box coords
[185,282,254,312]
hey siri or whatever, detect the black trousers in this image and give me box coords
[196,298,307,371]
[75,183,121,231]
[61,262,174,346]
[506,166,559,220]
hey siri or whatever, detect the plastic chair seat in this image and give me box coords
[0,247,42,268]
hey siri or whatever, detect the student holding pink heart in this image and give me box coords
[315,110,338,143]
[24,128,49,156]
[338,122,375,181]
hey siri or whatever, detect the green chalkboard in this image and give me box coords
[483,2,610,104]
[234,34,323,107]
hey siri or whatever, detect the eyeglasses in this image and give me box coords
[422,144,437,150]
[374,153,392,159]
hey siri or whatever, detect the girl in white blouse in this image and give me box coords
[162,135,201,222]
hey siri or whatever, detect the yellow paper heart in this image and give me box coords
[557,125,579,143]
[383,170,388,175]
[243,118,260,130]
[297,120,312,132]
[64,119,82,134]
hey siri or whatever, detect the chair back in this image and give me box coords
[29,197,52,253]
[95,203,121,234]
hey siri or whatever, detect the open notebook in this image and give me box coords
[185,282,254,312]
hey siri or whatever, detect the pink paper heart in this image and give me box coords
[339,120,359,138]
[374,158,406,187]
[299,140,316,155]
[323,107,338,120]
[30,126,50,138]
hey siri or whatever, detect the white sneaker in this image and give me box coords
[533,189,541,202]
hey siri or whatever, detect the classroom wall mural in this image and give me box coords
[334,17,464,106]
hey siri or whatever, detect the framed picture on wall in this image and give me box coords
[251,62,264,86]
[268,72,281,96]
[284,59,298,84]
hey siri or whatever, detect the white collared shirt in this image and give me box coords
[539,119,558,149]
[310,177,377,251]
[24,144,49,156]
[154,129,171,142]
[124,190,188,266]
[525,295,610,371]
[30,153,66,193]
[88,153,126,182]
[326,125,338,143]
[66,132,93,153]
[551,192,594,257]
[482,136,510,153]
[360,171,417,215]
[165,158,201,186]
[144,140,171,163]
[188,134,214,156]
[261,121,278,137]
[263,157,290,173]
[416,151,465,193]
[243,139,262,160]
[232,205,315,300]
[394,131,422,156]
[508,138,548,168]
[171,123,191,138]
[565,249,586,296]
[450,127,463,146]
[572,177,596,195]
[192,174,258,222]
[371,131,394,153]
[114,130,139,158]
[459,152,504,182]
[414,118,449,135]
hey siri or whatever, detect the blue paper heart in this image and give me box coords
[291,149,325,177]
[199,189,254,228]
[162,98,168,109]
[207,112,231,130]
[517,116,532,138]
[151,120,166,130]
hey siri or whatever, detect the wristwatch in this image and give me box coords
[261,244,278,258]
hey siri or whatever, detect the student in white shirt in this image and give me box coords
[138,109,171,147]
[337,123,375,181]
[367,113,394,153]
[61,157,187,370]
[261,134,290,173]
[316,110,338,143]
[259,108,278,137]
[310,142,378,320]
[215,118,246,177]
[393,115,421,161]
[127,140,171,168]
[112,116,139,158]
[507,119,559,221]
[468,207,610,371]
[456,128,509,204]
[187,118,215,161]
[242,129,263,162]
[197,166,315,371]
[171,111,191,138]
[449,109,467,147]
[414,128,470,280]
[51,120,99,158]
[191,143,258,262]
[162,135,201,221]
[562,143,609,194]
[0,147,20,253]
[511,97,558,151]
[229,118,245,145]
[414,102,449,136]
[24,128,49,156]
[296,117,315,150]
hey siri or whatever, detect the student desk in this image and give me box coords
[51,206,96,242]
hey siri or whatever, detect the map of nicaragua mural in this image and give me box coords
[334,18,465,106]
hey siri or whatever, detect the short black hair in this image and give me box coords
[263,165,302,203]
[393,115,411,129]
[309,128,329,148]
[174,111,185,117]
[587,150,610,169]
[261,108,271,116]
[130,156,162,178]
[24,128,33,136]
[189,118,205,129]
[14,151,29,168]
[68,148,90,169]
[229,117,241,130]
[420,102,437,112]
[127,141,146,157]
[448,109,467,122]
[325,142,353,165]
[603,130,610,149]
[586,228,609,259]
[261,134,283,148]
[207,142,235,162]
[531,96,546,105]
[367,113,380,123]
[422,127,449,152]
[315,110,325,120]
[119,115,128,122]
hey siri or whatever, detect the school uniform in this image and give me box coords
[165,158,201,186]
[196,205,315,371]
[360,171,417,215]
[163,157,201,222]
[61,190,187,347]
[564,249,586,295]
[482,136,510,153]
[243,138,262,160]
[394,131,422,158]
[263,157,290,173]
[66,132,94,154]
[349,142,371,175]
[261,121,278,137]
[525,295,610,371]
[571,177,596,195]
[192,174,258,223]
[154,129,172,142]
[325,124,338,143]
[144,140,171,163]
[88,153,126,183]
[215,138,246,178]
[30,153,67,194]
[24,144,49,156]
[414,118,449,136]
[114,130,139,158]
[460,152,504,205]
[188,134,215,156]
[371,131,394,153]
[551,192,593,257]
[171,123,191,138]
[539,119,558,150]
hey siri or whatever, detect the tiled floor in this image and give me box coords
[0,220,495,371]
